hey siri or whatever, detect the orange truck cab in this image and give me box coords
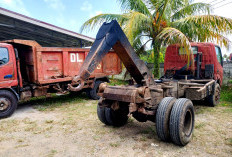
[164,42,223,85]
[0,43,19,89]
[0,40,122,118]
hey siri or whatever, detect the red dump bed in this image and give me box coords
[3,40,121,85]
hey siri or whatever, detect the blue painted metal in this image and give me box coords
[4,74,12,79]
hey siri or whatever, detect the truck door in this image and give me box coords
[214,46,223,84]
[0,46,17,87]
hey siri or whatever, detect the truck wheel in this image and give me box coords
[0,90,18,119]
[206,83,220,107]
[169,98,195,146]
[87,80,103,100]
[97,102,110,125]
[156,97,176,142]
[132,111,147,122]
[105,102,129,127]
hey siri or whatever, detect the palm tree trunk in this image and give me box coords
[153,41,161,78]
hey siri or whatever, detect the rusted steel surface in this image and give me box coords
[102,86,145,103]
[1,39,121,86]
[197,80,215,92]
[69,20,155,92]
[186,88,206,100]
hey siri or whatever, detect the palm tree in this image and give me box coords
[81,0,232,77]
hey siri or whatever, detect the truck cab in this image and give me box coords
[0,43,18,88]
[164,43,224,85]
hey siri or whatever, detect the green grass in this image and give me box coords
[109,142,120,147]
[19,92,90,111]
[19,79,128,111]
[108,79,128,86]
[220,85,232,107]
[195,122,206,129]
[227,138,232,146]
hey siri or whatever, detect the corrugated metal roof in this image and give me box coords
[0,7,94,47]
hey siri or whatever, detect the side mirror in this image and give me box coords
[14,48,19,60]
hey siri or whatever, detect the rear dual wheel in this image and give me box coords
[169,98,195,146]
[97,100,129,127]
[156,98,195,146]
[156,97,176,141]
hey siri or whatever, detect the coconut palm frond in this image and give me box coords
[123,11,153,43]
[171,3,211,21]
[133,35,152,55]
[182,15,232,34]
[157,27,193,67]
[202,29,231,49]
[117,0,151,16]
[169,0,190,13]
[80,13,129,33]
[172,15,232,43]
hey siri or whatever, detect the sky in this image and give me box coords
[0,0,232,55]
[0,0,121,38]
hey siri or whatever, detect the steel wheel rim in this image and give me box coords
[0,98,11,112]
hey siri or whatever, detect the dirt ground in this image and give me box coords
[0,95,231,157]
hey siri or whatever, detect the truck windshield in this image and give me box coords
[215,46,223,66]
[0,47,9,66]
[179,46,198,55]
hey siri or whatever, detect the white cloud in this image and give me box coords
[44,0,65,10]
[89,11,103,18]
[0,0,30,16]
[81,1,93,11]
[51,13,79,32]
[80,1,102,19]
[96,11,103,15]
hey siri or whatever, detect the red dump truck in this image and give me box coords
[0,39,122,118]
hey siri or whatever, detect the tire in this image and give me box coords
[0,90,18,119]
[69,90,83,96]
[87,80,103,100]
[132,111,147,122]
[206,83,220,107]
[156,97,176,142]
[105,101,129,127]
[105,107,113,125]
[97,102,110,125]
[169,98,195,146]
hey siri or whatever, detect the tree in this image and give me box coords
[81,0,232,77]
[223,54,228,61]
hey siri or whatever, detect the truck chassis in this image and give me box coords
[68,20,221,146]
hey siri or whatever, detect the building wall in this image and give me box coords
[223,62,232,85]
